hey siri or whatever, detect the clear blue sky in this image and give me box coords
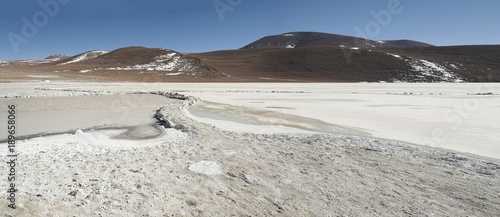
[1,0,499,60]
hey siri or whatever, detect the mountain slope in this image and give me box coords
[75,46,223,77]
[194,46,412,82]
[193,45,500,82]
[381,45,500,82]
[5,46,227,82]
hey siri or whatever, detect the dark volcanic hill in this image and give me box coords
[241,32,392,49]
[193,45,500,82]
[241,32,433,50]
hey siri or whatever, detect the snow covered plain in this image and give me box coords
[0,82,499,216]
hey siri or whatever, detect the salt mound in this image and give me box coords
[188,161,222,175]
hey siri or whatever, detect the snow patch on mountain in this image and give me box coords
[406,58,464,82]
[107,53,202,76]
[59,51,109,65]
[449,64,460,70]
[359,39,380,48]
[0,60,9,67]
[386,53,402,59]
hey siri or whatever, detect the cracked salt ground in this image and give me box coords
[3,114,499,216]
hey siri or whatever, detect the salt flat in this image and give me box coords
[179,83,500,160]
[1,82,499,216]
[1,82,499,159]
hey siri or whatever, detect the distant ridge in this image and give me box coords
[56,50,109,65]
[45,55,70,60]
[383,40,434,47]
[241,32,433,50]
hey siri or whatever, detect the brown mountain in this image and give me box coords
[0,47,227,82]
[240,32,434,50]
[192,45,500,82]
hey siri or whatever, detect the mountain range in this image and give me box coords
[0,32,498,82]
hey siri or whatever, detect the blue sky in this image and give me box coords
[1,0,499,60]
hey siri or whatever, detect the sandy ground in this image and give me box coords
[0,82,499,216]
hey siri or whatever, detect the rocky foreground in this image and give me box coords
[1,94,499,216]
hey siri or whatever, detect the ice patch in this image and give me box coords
[283,34,294,37]
[286,44,296,49]
[80,70,91,73]
[165,72,183,76]
[387,53,402,59]
[449,64,460,70]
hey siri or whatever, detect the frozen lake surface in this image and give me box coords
[0,94,176,139]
